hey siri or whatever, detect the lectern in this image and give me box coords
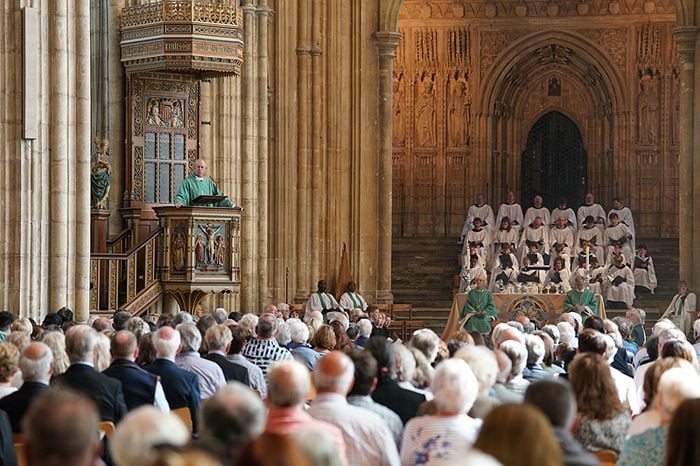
[154,206,242,314]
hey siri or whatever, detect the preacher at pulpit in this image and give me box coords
[174,158,233,207]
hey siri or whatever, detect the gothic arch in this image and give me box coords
[380,0,403,32]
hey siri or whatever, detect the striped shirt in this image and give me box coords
[241,338,292,379]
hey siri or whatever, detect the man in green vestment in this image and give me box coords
[460,275,497,333]
[564,275,598,317]
[174,158,233,207]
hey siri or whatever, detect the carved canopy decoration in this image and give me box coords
[120,0,244,75]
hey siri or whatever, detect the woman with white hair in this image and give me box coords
[617,363,700,466]
[400,359,481,466]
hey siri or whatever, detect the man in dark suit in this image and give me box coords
[51,325,127,423]
[0,342,52,432]
[202,325,250,385]
[102,331,170,412]
[144,326,201,433]
[364,337,426,425]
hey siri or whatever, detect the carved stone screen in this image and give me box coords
[393,0,680,238]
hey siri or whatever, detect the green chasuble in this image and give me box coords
[460,288,497,333]
[563,288,598,315]
[173,175,233,207]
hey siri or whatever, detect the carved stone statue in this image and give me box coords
[448,71,471,147]
[638,75,659,145]
[172,232,186,271]
[90,138,112,209]
[392,72,406,147]
[415,73,437,147]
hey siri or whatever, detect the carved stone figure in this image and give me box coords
[448,72,471,147]
[195,234,205,266]
[90,138,111,209]
[392,72,406,147]
[638,75,659,144]
[415,73,437,147]
[199,223,222,265]
[172,232,186,271]
[146,98,164,127]
[215,234,226,267]
[171,100,184,128]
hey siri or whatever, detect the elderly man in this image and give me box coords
[355,319,373,348]
[23,390,102,466]
[459,273,497,334]
[523,195,551,228]
[307,351,400,466]
[0,342,52,432]
[203,325,250,385]
[144,326,201,433]
[265,360,347,462]
[522,334,554,381]
[564,275,598,317]
[173,158,232,207]
[198,382,266,464]
[577,192,606,228]
[51,325,127,423]
[525,380,599,466]
[496,191,524,231]
[227,326,267,397]
[174,323,226,399]
[102,331,169,412]
[347,351,403,447]
[461,193,496,239]
[306,280,340,318]
[241,313,292,379]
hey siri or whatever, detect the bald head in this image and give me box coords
[20,342,53,382]
[268,360,310,407]
[314,351,354,394]
[111,331,138,360]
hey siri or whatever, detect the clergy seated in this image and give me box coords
[632,244,657,294]
[305,279,340,319]
[460,274,497,334]
[605,255,635,309]
[564,276,598,318]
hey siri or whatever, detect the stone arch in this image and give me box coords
[477,29,627,206]
[380,0,403,32]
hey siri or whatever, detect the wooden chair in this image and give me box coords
[387,320,406,341]
[594,449,618,466]
[99,421,116,439]
[404,319,428,338]
[374,303,392,314]
[172,407,193,433]
[13,433,27,466]
[391,303,414,320]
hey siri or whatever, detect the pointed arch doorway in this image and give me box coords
[521,111,587,210]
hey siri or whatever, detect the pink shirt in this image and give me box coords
[265,406,348,466]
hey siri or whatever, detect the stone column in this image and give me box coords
[673,26,697,285]
[294,0,312,302]
[310,0,322,285]
[75,0,92,322]
[257,0,271,310]
[374,31,401,303]
[241,0,258,312]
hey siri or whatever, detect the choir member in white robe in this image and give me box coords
[605,255,635,309]
[519,216,550,263]
[518,254,545,285]
[551,198,577,230]
[461,193,496,240]
[465,218,491,264]
[661,281,697,340]
[605,213,633,265]
[306,279,340,319]
[570,258,605,296]
[459,255,487,293]
[551,244,572,271]
[577,192,607,229]
[608,198,636,252]
[550,216,575,261]
[489,244,519,291]
[523,195,551,227]
[543,257,572,292]
[575,216,605,263]
[338,281,368,311]
[491,217,520,268]
[496,191,525,231]
[632,244,657,294]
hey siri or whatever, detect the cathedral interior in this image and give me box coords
[1,0,699,322]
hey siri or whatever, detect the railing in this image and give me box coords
[105,228,132,254]
[90,228,163,314]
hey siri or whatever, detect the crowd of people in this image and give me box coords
[459,192,657,310]
[0,294,697,466]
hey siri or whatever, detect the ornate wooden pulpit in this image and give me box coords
[154,206,241,314]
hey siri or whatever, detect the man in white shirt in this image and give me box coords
[461,193,496,240]
[306,280,340,319]
[577,193,606,229]
[523,195,551,227]
[339,281,368,312]
[497,191,524,231]
[307,351,401,466]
